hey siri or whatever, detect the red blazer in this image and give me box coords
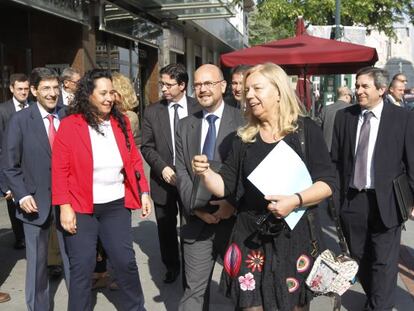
[52,114,149,214]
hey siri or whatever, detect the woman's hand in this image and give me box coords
[265,194,301,218]
[192,155,210,175]
[140,193,152,219]
[60,204,77,234]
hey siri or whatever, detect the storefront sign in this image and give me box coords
[11,0,89,25]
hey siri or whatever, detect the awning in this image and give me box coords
[127,0,236,20]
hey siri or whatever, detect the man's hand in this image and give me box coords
[4,191,13,201]
[162,166,177,185]
[60,204,77,234]
[20,196,38,213]
[140,193,152,219]
[194,209,220,224]
[192,155,210,175]
[211,200,235,220]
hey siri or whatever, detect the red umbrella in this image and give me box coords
[221,34,378,76]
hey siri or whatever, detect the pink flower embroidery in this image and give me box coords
[245,250,265,272]
[238,272,256,291]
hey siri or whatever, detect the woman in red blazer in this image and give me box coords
[52,69,151,311]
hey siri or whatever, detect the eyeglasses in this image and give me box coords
[67,80,80,85]
[159,81,178,89]
[231,81,243,87]
[38,86,60,95]
[193,80,223,91]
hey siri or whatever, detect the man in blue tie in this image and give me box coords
[175,64,245,310]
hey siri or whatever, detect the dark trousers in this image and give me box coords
[154,192,182,272]
[340,190,401,311]
[7,199,24,241]
[64,198,145,311]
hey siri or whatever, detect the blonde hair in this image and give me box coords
[237,63,305,143]
[112,72,138,111]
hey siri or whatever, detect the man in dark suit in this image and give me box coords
[56,67,80,111]
[141,63,200,284]
[3,67,69,311]
[0,73,30,249]
[331,67,414,311]
[176,64,244,310]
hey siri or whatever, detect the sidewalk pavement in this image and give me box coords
[0,198,413,310]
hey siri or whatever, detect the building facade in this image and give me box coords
[0,0,251,121]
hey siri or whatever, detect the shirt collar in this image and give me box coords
[12,97,27,108]
[361,99,383,120]
[203,100,225,120]
[168,94,187,109]
[36,102,58,119]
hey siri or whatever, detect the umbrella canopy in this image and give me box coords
[221,34,378,75]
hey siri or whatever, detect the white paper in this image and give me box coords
[247,140,313,230]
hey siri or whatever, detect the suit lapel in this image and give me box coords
[348,105,361,160]
[158,101,174,155]
[7,100,16,114]
[374,102,391,162]
[215,104,233,161]
[188,112,203,159]
[74,116,93,156]
[111,117,128,165]
[30,105,51,157]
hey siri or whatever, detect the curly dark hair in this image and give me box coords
[68,69,130,149]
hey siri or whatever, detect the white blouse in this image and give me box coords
[89,121,125,204]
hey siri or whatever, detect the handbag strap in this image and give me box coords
[296,117,350,256]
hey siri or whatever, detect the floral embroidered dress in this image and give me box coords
[218,118,336,311]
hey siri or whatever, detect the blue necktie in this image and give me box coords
[202,114,219,160]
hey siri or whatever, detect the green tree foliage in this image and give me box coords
[250,0,414,44]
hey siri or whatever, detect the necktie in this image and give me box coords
[18,102,25,110]
[352,111,374,190]
[47,114,57,147]
[202,114,219,160]
[173,104,180,135]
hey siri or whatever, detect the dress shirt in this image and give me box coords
[61,88,74,106]
[168,95,189,163]
[12,97,28,111]
[200,100,225,154]
[354,100,383,189]
[37,102,60,135]
[89,121,125,204]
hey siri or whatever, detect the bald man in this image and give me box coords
[386,79,407,108]
[175,64,244,310]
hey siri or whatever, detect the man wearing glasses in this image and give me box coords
[175,64,244,310]
[2,67,69,310]
[141,63,200,284]
[57,67,81,111]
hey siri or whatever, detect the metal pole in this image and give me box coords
[334,0,341,97]
[335,0,341,39]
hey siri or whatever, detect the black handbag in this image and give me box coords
[393,173,414,222]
